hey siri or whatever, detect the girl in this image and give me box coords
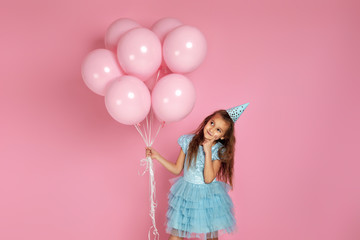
[146,103,249,240]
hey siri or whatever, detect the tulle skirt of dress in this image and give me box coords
[166,177,236,239]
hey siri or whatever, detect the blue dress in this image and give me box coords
[166,134,236,239]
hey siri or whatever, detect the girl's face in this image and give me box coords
[203,113,230,142]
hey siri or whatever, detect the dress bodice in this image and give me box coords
[178,134,223,184]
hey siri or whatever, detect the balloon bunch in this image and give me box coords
[81,17,207,240]
[82,17,206,125]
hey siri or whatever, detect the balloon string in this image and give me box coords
[147,156,159,240]
[156,67,162,83]
[149,108,153,145]
[143,121,149,146]
[134,124,147,145]
[150,122,164,147]
[146,115,150,145]
[136,118,160,240]
[147,67,164,147]
[135,68,166,239]
[139,156,159,240]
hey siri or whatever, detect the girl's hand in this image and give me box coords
[202,139,215,155]
[146,147,161,160]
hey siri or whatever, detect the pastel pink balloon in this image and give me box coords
[117,28,162,81]
[105,75,151,125]
[163,25,207,73]
[151,17,182,43]
[152,74,196,122]
[81,49,124,96]
[105,18,141,52]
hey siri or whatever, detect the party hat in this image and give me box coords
[226,103,249,122]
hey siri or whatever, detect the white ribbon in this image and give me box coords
[134,68,166,240]
[139,156,159,240]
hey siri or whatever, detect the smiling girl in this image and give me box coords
[146,104,249,240]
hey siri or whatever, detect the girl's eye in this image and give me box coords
[211,121,214,125]
[217,129,221,133]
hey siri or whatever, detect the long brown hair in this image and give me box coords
[186,110,236,187]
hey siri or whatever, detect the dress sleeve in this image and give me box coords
[177,135,191,154]
[212,145,225,161]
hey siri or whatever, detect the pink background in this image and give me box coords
[1,0,359,239]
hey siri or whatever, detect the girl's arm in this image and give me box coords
[203,141,221,184]
[146,147,185,175]
[203,154,221,183]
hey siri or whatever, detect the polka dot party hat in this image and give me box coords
[226,103,249,122]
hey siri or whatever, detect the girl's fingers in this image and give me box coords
[145,148,151,156]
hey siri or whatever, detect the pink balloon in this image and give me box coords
[151,17,182,43]
[152,74,196,122]
[117,28,162,81]
[163,25,207,73]
[105,75,151,125]
[81,49,124,96]
[105,18,141,52]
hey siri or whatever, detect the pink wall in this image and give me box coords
[1,0,359,239]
